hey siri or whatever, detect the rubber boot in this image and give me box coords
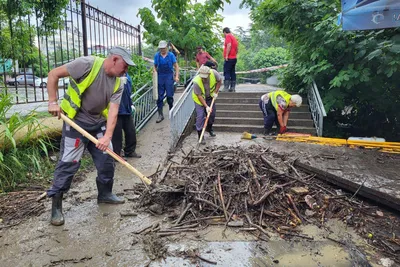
[263,128,276,136]
[167,97,174,110]
[230,80,236,92]
[97,181,125,204]
[206,125,216,137]
[197,131,206,145]
[156,108,164,123]
[223,81,230,92]
[50,193,64,226]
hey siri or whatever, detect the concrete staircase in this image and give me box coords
[214,92,315,134]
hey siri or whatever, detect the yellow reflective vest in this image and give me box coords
[60,56,121,119]
[192,71,217,106]
[268,90,292,111]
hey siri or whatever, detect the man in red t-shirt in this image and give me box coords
[223,27,238,92]
[195,46,217,69]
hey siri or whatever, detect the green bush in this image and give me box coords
[0,93,55,192]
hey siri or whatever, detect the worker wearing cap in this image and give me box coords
[153,40,179,123]
[46,46,135,226]
[192,66,222,143]
[195,46,217,70]
[259,90,302,135]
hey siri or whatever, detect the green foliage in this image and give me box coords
[253,0,400,140]
[0,93,56,192]
[138,0,224,64]
[128,54,152,91]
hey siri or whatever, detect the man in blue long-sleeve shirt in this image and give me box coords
[112,72,141,158]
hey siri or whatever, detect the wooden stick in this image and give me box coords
[281,232,314,240]
[194,197,223,211]
[245,214,270,238]
[174,203,193,226]
[260,155,282,174]
[286,194,304,224]
[217,172,229,221]
[175,216,225,227]
[196,255,217,265]
[159,162,172,183]
[248,159,261,191]
[250,188,277,206]
[60,113,152,186]
[36,192,47,202]
[197,97,216,147]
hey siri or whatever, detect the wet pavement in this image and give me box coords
[0,84,398,266]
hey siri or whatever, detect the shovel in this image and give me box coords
[37,113,152,202]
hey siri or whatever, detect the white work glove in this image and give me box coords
[206,106,212,114]
[120,76,128,85]
[213,93,218,99]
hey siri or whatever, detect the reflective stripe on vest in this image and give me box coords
[60,56,121,119]
[270,90,292,111]
[192,71,217,106]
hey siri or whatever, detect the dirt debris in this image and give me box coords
[132,145,400,264]
[0,191,45,228]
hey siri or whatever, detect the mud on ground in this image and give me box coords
[0,131,399,267]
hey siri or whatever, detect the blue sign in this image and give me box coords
[339,0,400,30]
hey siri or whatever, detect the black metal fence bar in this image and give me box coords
[0,0,141,104]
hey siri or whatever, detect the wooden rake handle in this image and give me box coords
[60,113,152,186]
[198,97,216,145]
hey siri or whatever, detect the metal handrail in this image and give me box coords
[169,69,200,150]
[131,83,157,131]
[308,81,327,136]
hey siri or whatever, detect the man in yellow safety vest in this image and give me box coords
[46,46,135,226]
[259,90,302,135]
[192,65,222,144]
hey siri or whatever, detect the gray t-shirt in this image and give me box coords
[66,56,123,125]
[193,69,222,97]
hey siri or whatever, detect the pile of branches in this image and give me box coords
[0,191,45,228]
[134,146,399,262]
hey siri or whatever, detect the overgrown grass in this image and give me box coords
[0,93,56,192]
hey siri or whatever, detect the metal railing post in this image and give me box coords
[81,0,89,56]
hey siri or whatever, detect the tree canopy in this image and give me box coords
[251,0,400,140]
[138,0,225,64]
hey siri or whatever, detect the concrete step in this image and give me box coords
[218,103,310,112]
[215,117,314,128]
[218,92,309,104]
[219,92,264,98]
[218,97,260,104]
[217,110,312,120]
[212,124,315,134]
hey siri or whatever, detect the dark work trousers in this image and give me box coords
[223,58,237,83]
[259,99,279,130]
[195,97,216,131]
[112,114,137,156]
[47,121,115,197]
[157,73,174,110]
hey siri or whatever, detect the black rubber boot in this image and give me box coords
[223,81,230,92]
[167,97,174,110]
[263,128,276,136]
[97,181,125,204]
[230,80,236,92]
[50,193,64,226]
[156,108,164,123]
[197,130,206,145]
[206,125,216,137]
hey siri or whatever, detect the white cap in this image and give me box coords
[198,66,210,78]
[108,46,135,66]
[158,40,168,49]
[291,94,302,107]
